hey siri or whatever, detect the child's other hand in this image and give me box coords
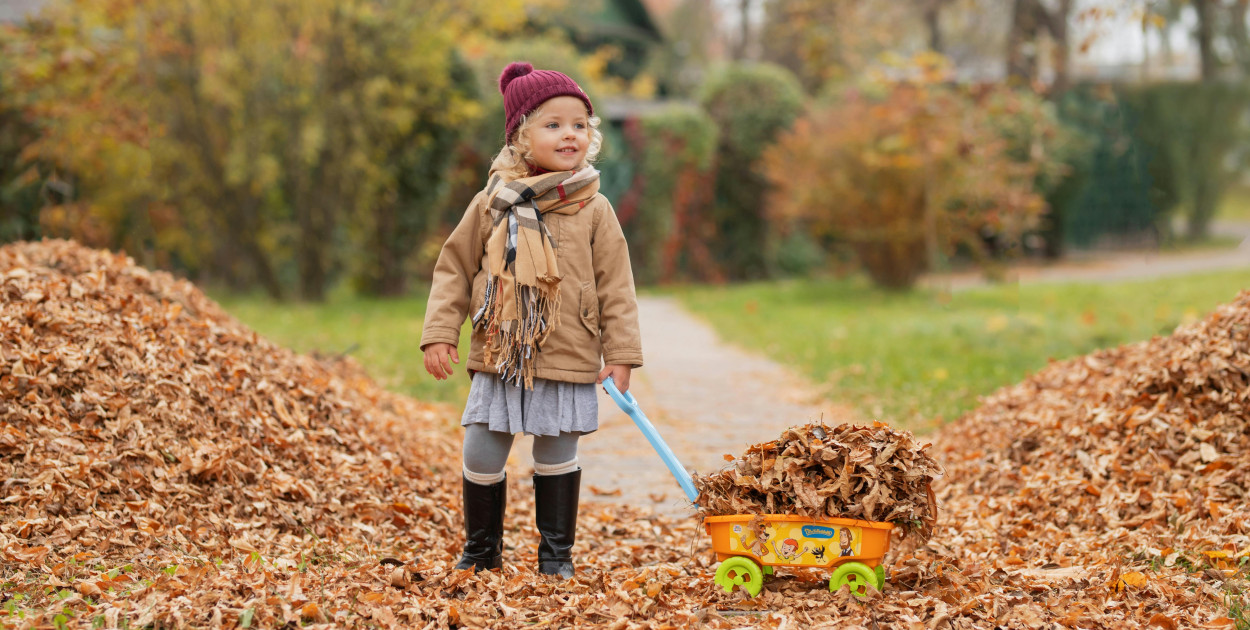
[423,343,459,380]
[597,364,631,392]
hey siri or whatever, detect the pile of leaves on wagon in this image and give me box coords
[693,423,941,540]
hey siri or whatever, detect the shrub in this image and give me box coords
[698,62,804,279]
[763,82,1059,289]
[620,104,719,283]
[1119,82,1250,241]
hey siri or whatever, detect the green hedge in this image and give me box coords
[1119,81,1250,241]
[628,104,718,283]
[1054,82,1250,250]
[698,62,805,279]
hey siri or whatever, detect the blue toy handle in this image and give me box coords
[602,377,699,503]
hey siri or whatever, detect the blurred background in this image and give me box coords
[2,0,1248,425]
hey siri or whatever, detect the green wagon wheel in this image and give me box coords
[714,556,764,597]
[763,565,775,576]
[874,564,886,590]
[829,562,877,598]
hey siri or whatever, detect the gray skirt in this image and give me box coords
[461,371,599,437]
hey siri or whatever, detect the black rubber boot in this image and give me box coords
[454,475,506,571]
[534,469,580,579]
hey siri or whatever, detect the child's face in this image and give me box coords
[526,96,590,172]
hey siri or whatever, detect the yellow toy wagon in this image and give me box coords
[603,378,894,599]
[705,514,892,597]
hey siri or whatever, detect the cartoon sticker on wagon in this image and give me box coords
[712,515,890,596]
[729,522,862,565]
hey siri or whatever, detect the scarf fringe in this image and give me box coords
[474,276,562,389]
[474,165,598,390]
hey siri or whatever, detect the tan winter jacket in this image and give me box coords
[420,189,643,383]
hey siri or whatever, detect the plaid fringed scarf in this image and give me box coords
[473,162,601,388]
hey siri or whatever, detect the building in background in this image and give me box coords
[0,0,46,24]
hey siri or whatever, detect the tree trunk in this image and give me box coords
[1007,0,1072,92]
[374,197,407,297]
[923,0,943,53]
[287,138,330,302]
[292,26,354,303]
[228,195,284,300]
[1006,0,1039,84]
[1040,0,1072,94]
[1188,177,1219,241]
[1231,0,1250,77]
[734,0,752,60]
[245,239,285,300]
[1194,0,1218,81]
[296,202,329,302]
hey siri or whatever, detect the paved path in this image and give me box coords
[574,297,859,517]
[921,220,1250,291]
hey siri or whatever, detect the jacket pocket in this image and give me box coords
[469,271,488,324]
[578,280,599,335]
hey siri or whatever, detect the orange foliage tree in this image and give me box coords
[0,0,153,257]
[762,60,1068,288]
[3,0,560,300]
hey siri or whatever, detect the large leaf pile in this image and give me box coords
[693,423,941,539]
[0,240,461,537]
[896,288,1250,628]
[3,240,1248,628]
[0,240,462,623]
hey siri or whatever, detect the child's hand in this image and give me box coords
[423,343,459,380]
[597,364,631,392]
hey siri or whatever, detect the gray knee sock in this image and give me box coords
[462,423,515,484]
[533,432,581,476]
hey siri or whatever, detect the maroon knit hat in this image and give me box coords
[499,62,594,143]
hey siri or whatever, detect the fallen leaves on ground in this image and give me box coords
[2,239,1248,628]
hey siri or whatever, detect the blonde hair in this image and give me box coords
[492,102,603,181]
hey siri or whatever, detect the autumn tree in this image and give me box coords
[1128,1,1250,240]
[142,0,494,300]
[1184,0,1250,79]
[1006,0,1073,93]
[0,0,155,263]
[762,57,1071,288]
[758,0,920,94]
[4,0,558,300]
[618,104,719,284]
[0,30,42,243]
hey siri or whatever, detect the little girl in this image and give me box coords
[421,62,643,579]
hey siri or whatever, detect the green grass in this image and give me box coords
[213,269,1250,432]
[211,290,474,406]
[1220,184,1250,221]
[668,269,1250,432]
